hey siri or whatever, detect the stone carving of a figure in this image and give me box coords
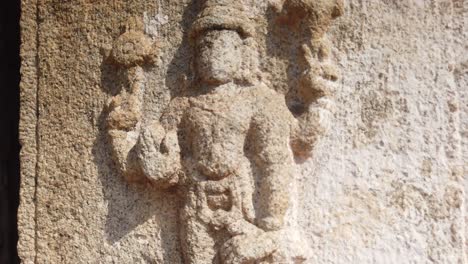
[105,0,343,263]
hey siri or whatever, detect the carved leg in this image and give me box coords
[179,163,258,264]
[180,187,217,264]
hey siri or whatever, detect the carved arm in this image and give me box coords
[106,27,181,188]
[108,90,182,187]
[107,66,146,182]
[106,74,182,188]
[250,95,294,231]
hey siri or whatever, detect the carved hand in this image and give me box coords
[135,121,181,188]
[219,232,278,264]
[291,42,337,158]
[106,66,147,181]
[205,209,260,237]
[107,92,142,131]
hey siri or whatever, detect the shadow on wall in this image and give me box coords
[89,1,227,263]
[91,2,201,262]
[92,68,181,262]
[0,0,21,263]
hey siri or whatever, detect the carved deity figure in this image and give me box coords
[105,1,342,263]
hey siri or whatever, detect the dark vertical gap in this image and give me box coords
[0,0,21,262]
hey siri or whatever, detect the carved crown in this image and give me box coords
[189,0,255,41]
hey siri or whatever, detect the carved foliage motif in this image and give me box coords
[105,1,342,263]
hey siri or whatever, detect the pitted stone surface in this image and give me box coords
[18,0,467,263]
[103,1,341,261]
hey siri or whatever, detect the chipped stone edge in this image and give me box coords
[17,0,39,263]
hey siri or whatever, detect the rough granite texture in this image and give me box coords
[18,0,467,263]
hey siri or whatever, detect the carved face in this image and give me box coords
[196,29,243,85]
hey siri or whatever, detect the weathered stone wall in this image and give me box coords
[18,0,467,263]
[305,1,467,262]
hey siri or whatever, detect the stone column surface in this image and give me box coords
[18,0,466,263]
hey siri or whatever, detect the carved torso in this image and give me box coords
[182,85,258,180]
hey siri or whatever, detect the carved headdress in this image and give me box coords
[189,0,255,41]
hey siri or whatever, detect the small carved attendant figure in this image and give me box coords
[106,1,342,263]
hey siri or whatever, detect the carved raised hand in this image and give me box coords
[106,66,146,181]
[272,0,344,158]
[106,24,181,187]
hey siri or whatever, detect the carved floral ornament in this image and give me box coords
[105,0,343,263]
